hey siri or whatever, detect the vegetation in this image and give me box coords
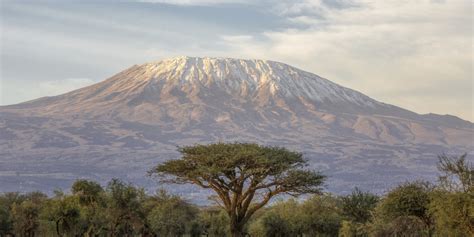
[0,143,472,237]
[150,143,325,237]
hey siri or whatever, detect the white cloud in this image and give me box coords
[218,0,473,120]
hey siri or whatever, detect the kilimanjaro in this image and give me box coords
[0,56,472,201]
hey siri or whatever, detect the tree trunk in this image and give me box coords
[230,222,245,237]
[56,219,61,237]
[230,229,244,237]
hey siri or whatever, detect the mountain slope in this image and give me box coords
[0,57,472,199]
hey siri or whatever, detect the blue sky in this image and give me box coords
[1,0,472,121]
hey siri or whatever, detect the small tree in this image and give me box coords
[373,181,433,236]
[71,179,107,235]
[0,193,21,236]
[249,199,304,237]
[146,190,198,236]
[429,191,474,236]
[300,194,343,236]
[71,179,104,206]
[151,143,325,237]
[11,200,42,237]
[437,153,473,192]
[341,187,379,223]
[429,153,474,235]
[41,192,81,236]
[10,192,46,237]
[105,179,146,235]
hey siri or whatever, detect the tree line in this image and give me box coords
[0,143,472,237]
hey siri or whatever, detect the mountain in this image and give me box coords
[0,56,472,200]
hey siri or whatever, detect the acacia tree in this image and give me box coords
[151,143,325,237]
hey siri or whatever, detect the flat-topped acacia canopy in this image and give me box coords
[150,142,325,237]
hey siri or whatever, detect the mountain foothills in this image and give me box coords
[0,56,472,198]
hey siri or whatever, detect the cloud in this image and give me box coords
[218,0,473,120]
[135,0,253,6]
[220,34,254,42]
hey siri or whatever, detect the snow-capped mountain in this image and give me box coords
[0,57,472,199]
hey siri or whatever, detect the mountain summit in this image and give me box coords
[9,57,397,115]
[0,57,472,198]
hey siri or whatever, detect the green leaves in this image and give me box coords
[429,190,474,235]
[249,195,344,237]
[41,195,82,236]
[379,182,432,222]
[438,153,474,193]
[72,179,104,206]
[151,142,326,236]
[152,142,322,194]
[371,181,433,236]
[146,190,198,236]
[280,170,325,195]
[341,187,379,223]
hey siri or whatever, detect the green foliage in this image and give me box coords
[11,198,44,237]
[255,212,292,237]
[428,154,474,236]
[341,188,379,223]
[146,190,198,236]
[71,179,104,206]
[437,153,473,192]
[301,194,343,236]
[249,195,343,237]
[339,220,370,237]
[0,192,46,236]
[0,193,16,235]
[151,142,325,237]
[0,205,10,235]
[197,207,230,237]
[153,143,325,195]
[71,180,108,236]
[249,199,304,237]
[105,178,147,235]
[0,149,471,237]
[371,181,433,236]
[429,190,474,236]
[338,188,378,237]
[40,192,82,236]
[367,154,474,237]
[378,182,432,223]
[389,215,428,236]
[339,220,356,237]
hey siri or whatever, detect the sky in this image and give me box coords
[0,0,472,121]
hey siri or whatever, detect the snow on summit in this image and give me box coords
[140,56,378,107]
